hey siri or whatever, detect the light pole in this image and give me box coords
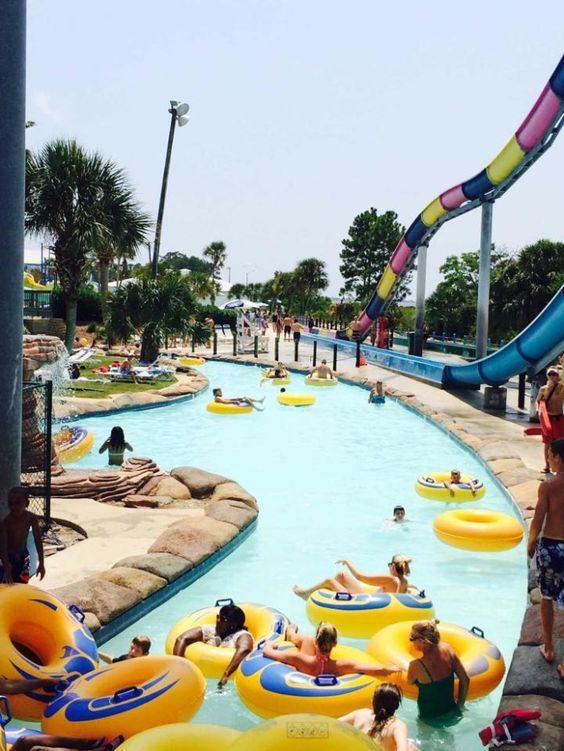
[151,100,189,279]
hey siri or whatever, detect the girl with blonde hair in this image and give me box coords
[263,622,400,678]
[293,554,412,600]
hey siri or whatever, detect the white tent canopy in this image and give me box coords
[220,299,267,309]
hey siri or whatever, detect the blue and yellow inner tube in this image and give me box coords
[0,584,98,721]
[42,655,205,739]
[165,601,288,678]
[235,644,379,719]
[415,472,485,502]
[306,588,435,639]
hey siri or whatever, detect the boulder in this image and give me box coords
[498,693,564,728]
[210,481,258,510]
[84,612,101,633]
[488,458,524,475]
[503,644,564,701]
[478,442,520,462]
[507,480,540,508]
[497,467,537,488]
[519,604,564,646]
[149,517,238,564]
[51,579,139,625]
[206,499,258,529]
[95,567,166,598]
[149,476,191,499]
[157,383,199,397]
[171,467,230,498]
[112,553,193,582]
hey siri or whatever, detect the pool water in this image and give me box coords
[74,361,526,750]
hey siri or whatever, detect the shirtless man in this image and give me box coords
[213,387,265,411]
[282,315,293,342]
[291,318,302,344]
[0,487,45,583]
[310,359,335,380]
[537,368,564,472]
[173,603,253,688]
[527,438,564,677]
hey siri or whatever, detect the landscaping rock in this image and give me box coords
[509,480,540,508]
[478,442,520,461]
[112,553,193,582]
[488,458,524,475]
[206,499,258,529]
[51,579,139,625]
[171,467,230,498]
[519,604,564,646]
[96,566,166,598]
[84,612,101,633]
[210,481,258,510]
[157,383,199,397]
[149,476,191,499]
[503,644,564,701]
[149,517,237,563]
[497,467,537,488]
[498,693,564,728]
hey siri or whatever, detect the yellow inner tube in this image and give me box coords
[179,357,205,366]
[367,620,505,700]
[230,714,379,751]
[118,723,241,751]
[304,377,338,386]
[415,472,485,502]
[271,376,291,385]
[278,393,316,407]
[207,401,253,414]
[165,602,288,678]
[42,656,205,739]
[433,508,524,552]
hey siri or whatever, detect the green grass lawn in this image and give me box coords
[66,355,178,399]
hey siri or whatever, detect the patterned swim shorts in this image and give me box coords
[535,537,564,606]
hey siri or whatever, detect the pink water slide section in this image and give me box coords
[516,84,561,150]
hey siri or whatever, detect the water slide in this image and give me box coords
[24,272,52,291]
[351,55,564,387]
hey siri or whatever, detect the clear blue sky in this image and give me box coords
[26,1,564,296]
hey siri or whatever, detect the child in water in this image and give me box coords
[369,381,386,403]
[393,505,406,523]
[0,487,45,583]
[99,426,133,466]
[445,469,476,497]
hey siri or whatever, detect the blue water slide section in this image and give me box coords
[443,286,564,387]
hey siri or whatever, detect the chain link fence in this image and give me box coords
[21,380,52,523]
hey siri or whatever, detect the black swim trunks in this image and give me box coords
[535,537,564,606]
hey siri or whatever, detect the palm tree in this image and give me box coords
[202,241,227,305]
[25,139,151,351]
[106,273,204,362]
[292,258,329,314]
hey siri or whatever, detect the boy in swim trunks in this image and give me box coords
[527,438,564,678]
[99,634,151,664]
[0,487,45,583]
[444,469,476,497]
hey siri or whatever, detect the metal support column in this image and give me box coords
[414,244,428,357]
[0,1,26,518]
[476,201,493,360]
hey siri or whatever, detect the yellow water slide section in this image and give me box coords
[486,135,525,185]
[24,272,52,291]
[421,196,447,227]
[376,265,397,300]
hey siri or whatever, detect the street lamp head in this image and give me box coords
[175,102,189,117]
[170,100,178,108]
[177,115,189,127]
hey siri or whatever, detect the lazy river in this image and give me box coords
[74,361,526,750]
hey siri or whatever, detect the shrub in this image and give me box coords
[51,286,103,323]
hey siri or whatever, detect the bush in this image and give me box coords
[52,287,103,323]
[199,304,237,331]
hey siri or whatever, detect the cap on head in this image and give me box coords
[547,368,559,375]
